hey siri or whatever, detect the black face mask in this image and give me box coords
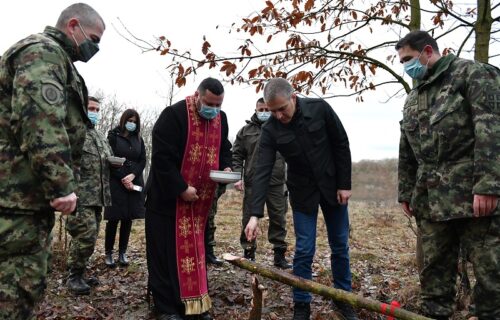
[72,23,99,62]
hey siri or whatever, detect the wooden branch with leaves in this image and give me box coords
[115,0,498,100]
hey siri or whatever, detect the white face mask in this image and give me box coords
[256,111,271,122]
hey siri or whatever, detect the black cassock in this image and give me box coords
[144,99,232,315]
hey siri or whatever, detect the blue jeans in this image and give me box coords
[292,204,352,302]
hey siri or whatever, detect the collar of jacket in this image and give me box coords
[248,113,263,126]
[288,97,304,124]
[43,26,78,61]
[112,126,139,139]
[416,54,456,89]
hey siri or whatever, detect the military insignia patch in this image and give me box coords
[41,80,63,105]
[485,91,500,113]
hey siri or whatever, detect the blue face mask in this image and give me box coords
[87,111,100,125]
[256,111,271,122]
[403,50,428,80]
[125,121,137,132]
[198,105,220,120]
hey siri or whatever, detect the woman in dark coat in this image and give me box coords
[104,109,146,267]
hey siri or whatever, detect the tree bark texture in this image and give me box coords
[475,0,492,63]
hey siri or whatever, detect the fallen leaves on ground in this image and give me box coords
[37,193,472,319]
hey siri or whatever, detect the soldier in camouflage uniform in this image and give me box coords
[0,4,105,319]
[204,184,227,265]
[396,31,499,319]
[66,96,113,295]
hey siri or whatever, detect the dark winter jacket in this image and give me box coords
[104,126,146,220]
[250,97,351,215]
[232,113,286,187]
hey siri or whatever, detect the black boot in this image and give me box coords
[105,252,116,267]
[66,270,91,295]
[199,312,213,320]
[156,313,183,320]
[84,275,100,286]
[244,248,256,261]
[118,252,129,266]
[293,302,311,320]
[274,248,292,269]
[332,301,359,320]
[206,246,223,266]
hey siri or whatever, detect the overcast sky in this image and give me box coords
[2,0,492,161]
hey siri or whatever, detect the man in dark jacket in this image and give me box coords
[233,97,291,269]
[145,78,232,320]
[245,78,357,320]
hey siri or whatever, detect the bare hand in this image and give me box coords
[122,173,136,184]
[337,189,352,205]
[401,201,413,218]
[122,180,134,190]
[473,194,498,217]
[234,180,244,192]
[223,167,232,172]
[245,216,259,242]
[50,192,77,215]
[181,186,199,202]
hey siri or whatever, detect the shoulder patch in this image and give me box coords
[41,79,64,105]
[42,52,61,65]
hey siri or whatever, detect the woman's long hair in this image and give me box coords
[119,109,141,137]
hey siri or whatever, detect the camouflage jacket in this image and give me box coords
[77,128,112,207]
[0,26,89,212]
[232,113,286,187]
[398,54,500,221]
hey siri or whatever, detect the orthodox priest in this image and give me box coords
[145,77,232,320]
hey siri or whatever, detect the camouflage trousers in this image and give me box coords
[240,184,288,251]
[417,215,500,318]
[0,210,55,320]
[66,206,102,272]
[205,185,226,249]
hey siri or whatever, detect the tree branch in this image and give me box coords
[321,81,402,99]
[456,27,475,57]
[224,254,433,320]
[435,0,474,26]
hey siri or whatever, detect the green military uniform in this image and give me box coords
[66,128,112,273]
[205,184,226,250]
[398,54,500,318]
[0,26,89,319]
[232,113,288,253]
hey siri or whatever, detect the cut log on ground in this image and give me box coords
[223,254,432,320]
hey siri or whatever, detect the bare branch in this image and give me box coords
[456,27,475,57]
[114,18,157,52]
[321,81,401,99]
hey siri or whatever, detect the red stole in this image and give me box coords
[175,96,221,314]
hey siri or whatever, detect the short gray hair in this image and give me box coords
[263,78,293,103]
[56,3,105,30]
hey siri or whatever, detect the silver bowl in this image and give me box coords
[209,170,241,184]
[107,156,126,166]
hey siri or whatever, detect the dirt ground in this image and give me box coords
[36,189,474,319]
